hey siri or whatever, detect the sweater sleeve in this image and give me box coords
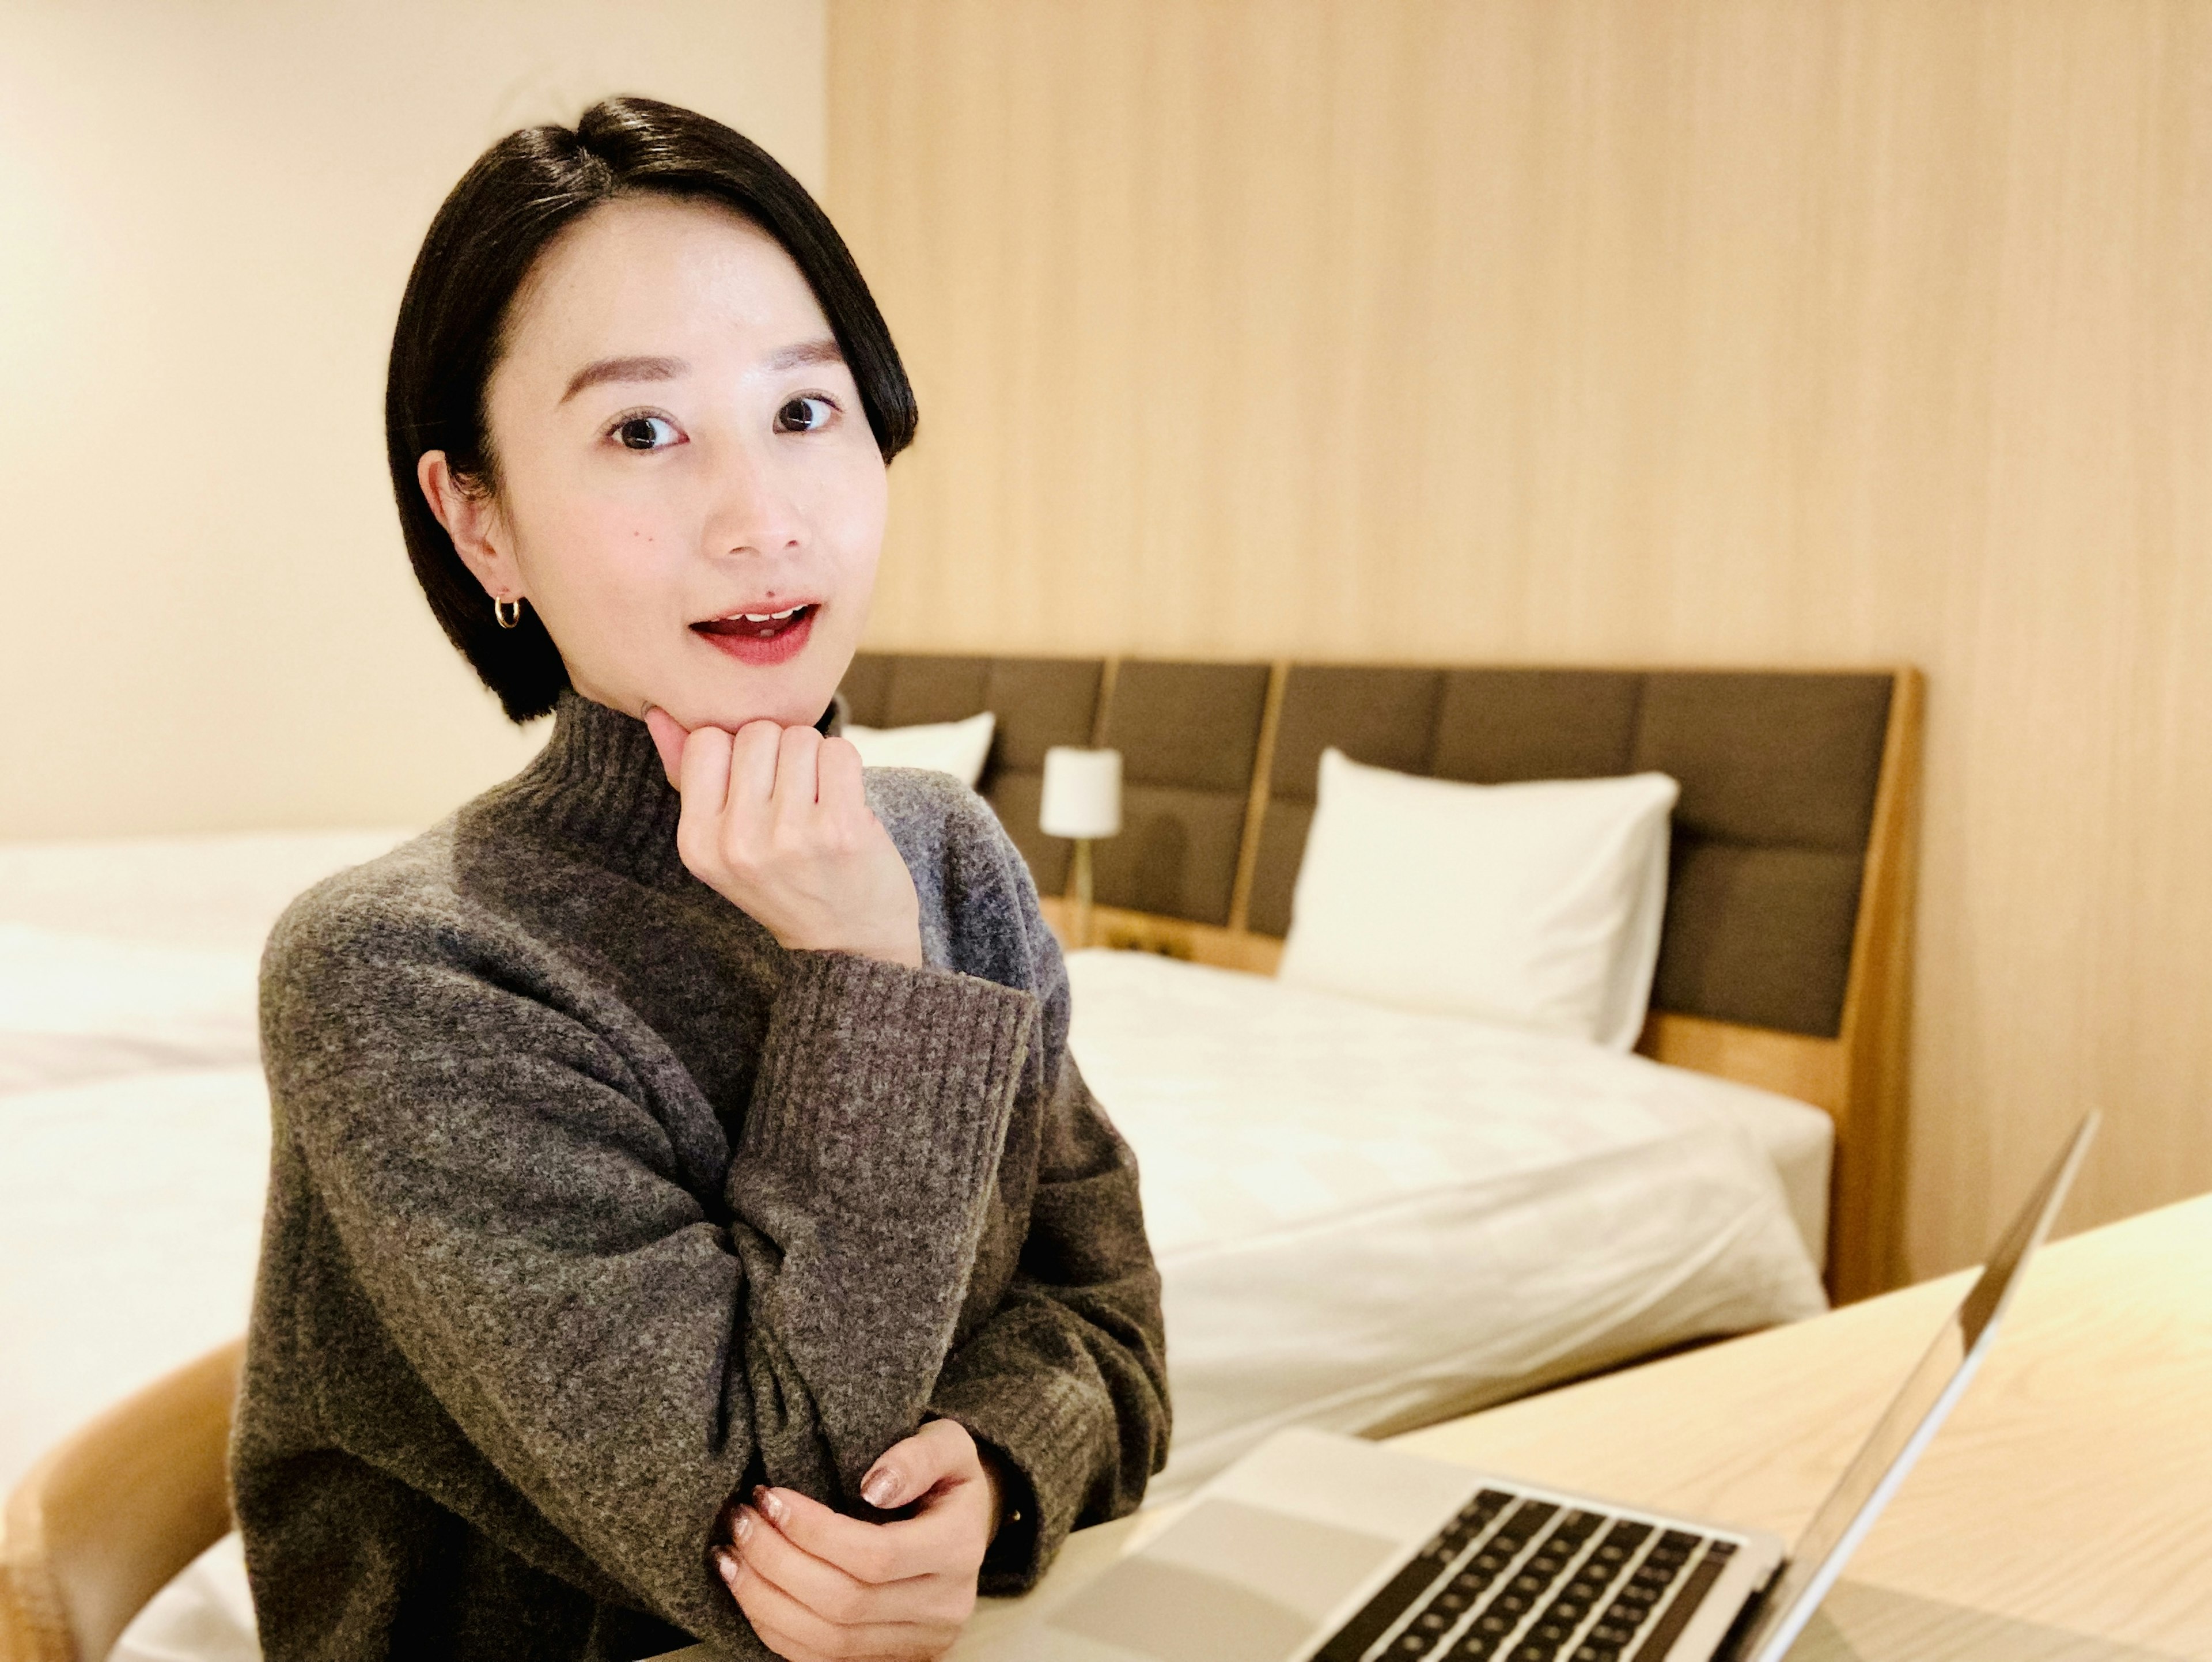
[925,1050,1171,1593]
[260,898,1036,1648]
[916,844,1172,1592]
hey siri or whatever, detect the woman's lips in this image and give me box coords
[692,604,817,667]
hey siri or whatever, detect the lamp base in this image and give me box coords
[1073,838,1094,950]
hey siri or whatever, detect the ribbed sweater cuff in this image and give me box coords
[744,951,1037,1207]
[929,1346,1112,1594]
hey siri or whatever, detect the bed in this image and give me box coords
[843,654,1920,1285]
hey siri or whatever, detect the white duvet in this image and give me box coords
[1064,950,1831,1493]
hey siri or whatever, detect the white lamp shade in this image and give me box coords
[1040,747,1123,839]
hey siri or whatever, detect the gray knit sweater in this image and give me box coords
[231,692,1169,1661]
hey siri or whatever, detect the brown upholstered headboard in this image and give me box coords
[846,655,1889,1039]
[1088,660,1271,927]
[1248,668,1892,1040]
[838,653,1103,894]
[839,651,1920,1299]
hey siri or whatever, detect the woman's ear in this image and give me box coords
[418,450,524,604]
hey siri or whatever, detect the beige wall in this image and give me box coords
[0,0,824,839]
[829,0,2212,1279]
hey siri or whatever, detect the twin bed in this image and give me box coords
[1,656,1918,1509]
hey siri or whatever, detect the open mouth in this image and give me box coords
[691,603,819,666]
[694,603,815,641]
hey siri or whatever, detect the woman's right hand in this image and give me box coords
[714,1418,1005,1661]
[645,708,925,970]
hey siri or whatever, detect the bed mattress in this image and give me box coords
[1063,950,1831,1494]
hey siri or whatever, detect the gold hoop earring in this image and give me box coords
[494,596,524,630]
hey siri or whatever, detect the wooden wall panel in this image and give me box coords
[828,0,2212,1282]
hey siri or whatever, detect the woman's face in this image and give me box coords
[423,195,889,731]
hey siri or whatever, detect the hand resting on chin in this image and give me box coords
[645,708,924,970]
[714,1418,1009,1662]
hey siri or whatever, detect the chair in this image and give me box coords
[1,1339,243,1662]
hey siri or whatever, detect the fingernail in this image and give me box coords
[732,1508,755,1544]
[713,1547,740,1587]
[861,1468,897,1508]
[759,1489,789,1527]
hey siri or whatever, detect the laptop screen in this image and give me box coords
[1730,1114,2097,1662]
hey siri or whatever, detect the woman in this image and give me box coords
[232,97,1168,1662]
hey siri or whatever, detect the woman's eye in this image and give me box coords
[776,395,835,434]
[613,415,680,452]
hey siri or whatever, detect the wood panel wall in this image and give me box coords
[827,0,2212,1283]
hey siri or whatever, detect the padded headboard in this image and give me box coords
[839,653,1103,893]
[847,653,1891,1040]
[1249,667,1893,1039]
[1089,660,1271,926]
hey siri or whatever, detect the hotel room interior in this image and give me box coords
[2,2,2207,1659]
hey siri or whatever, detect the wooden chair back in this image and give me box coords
[0,1339,243,1662]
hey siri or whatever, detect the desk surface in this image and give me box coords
[940,1191,2212,1662]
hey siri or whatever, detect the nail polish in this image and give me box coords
[759,1489,788,1527]
[861,1469,897,1508]
[732,1508,754,1544]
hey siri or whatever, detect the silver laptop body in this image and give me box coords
[1017,1115,2097,1662]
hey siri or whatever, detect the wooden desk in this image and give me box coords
[941,1192,2212,1661]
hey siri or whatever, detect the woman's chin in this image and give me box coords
[644,676,843,736]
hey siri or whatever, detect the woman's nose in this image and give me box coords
[704,440,805,558]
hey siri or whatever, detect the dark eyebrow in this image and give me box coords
[560,355,685,403]
[766,338,844,373]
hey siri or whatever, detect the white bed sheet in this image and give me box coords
[1064,950,1831,1494]
[0,925,262,1093]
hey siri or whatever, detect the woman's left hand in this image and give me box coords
[715,1418,1006,1662]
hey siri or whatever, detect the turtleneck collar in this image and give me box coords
[494,691,691,887]
[488,689,846,888]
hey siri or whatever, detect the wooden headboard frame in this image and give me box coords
[1036,662,1923,1304]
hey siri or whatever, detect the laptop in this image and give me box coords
[1017,1114,2097,1662]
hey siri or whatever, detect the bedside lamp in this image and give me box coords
[1040,746,1122,949]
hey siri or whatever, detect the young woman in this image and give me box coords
[231,97,1168,1662]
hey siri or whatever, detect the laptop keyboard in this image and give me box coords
[1314,1490,1740,1662]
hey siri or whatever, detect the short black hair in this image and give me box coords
[385,96,916,722]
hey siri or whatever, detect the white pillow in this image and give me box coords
[1278,750,1678,1049]
[841,711,997,787]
